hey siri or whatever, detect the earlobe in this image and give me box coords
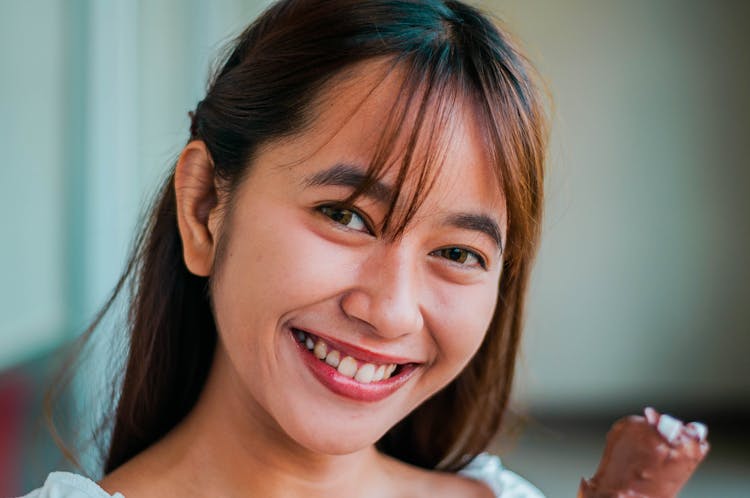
[174,140,221,277]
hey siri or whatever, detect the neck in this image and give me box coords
[138,347,390,498]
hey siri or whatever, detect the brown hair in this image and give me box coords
[50,0,548,475]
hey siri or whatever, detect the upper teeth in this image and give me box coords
[296,330,399,384]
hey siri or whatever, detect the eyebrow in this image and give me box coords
[304,163,504,252]
[303,163,393,204]
[444,213,504,253]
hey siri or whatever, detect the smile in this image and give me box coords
[290,327,419,402]
[295,328,400,382]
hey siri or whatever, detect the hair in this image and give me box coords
[48,0,548,475]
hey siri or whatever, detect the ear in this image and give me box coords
[174,140,222,276]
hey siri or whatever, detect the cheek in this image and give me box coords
[427,280,499,373]
[211,206,357,335]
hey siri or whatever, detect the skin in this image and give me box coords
[100,62,505,498]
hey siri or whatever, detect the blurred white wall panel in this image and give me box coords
[0,0,67,368]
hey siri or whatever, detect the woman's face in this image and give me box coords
[208,65,507,455]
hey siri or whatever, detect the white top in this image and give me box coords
[459,453,545,497]
[18,453,545,498]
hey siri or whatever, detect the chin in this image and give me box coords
[284,418,391,455]
[266,391,404,456]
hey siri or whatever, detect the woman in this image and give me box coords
[26,0,548,496]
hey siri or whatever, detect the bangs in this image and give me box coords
[348,37,547,269]
[342,49,474,239]
[341,45,540,264]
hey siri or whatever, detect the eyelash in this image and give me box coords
[317,204,488,270]
[429,247,487,270]
[317,204,373,234]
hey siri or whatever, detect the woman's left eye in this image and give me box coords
[318,205,370,233]
[431,247,487,269]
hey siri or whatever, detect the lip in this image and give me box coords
[291,326,420,365]
[288,328,419,403]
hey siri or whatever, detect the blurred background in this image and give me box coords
[1,0,748,496]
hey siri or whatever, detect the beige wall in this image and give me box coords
[483,0,750,411]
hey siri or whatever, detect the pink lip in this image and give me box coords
[289,329,419,403]
[291,326,419,365]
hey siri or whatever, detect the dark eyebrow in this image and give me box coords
[444,213,504,253]
[305,164,504,251]
[303,163,393,204]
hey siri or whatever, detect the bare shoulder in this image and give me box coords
[97,444,180,498]
[377,454,495,498]
[427,471,496,498]
[98,462,159,498]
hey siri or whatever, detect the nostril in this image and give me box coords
[339,265,424,340]
[339,289,373,325]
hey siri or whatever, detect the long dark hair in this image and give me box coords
[49,0,548,475]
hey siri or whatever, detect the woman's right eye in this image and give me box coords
[318,205,371,234]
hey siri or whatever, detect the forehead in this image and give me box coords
[254,59,506,224]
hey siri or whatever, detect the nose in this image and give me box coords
[340,243,425,339]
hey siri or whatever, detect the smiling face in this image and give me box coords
[200,63,507,456]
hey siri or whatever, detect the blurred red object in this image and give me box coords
[0,370,30,495]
